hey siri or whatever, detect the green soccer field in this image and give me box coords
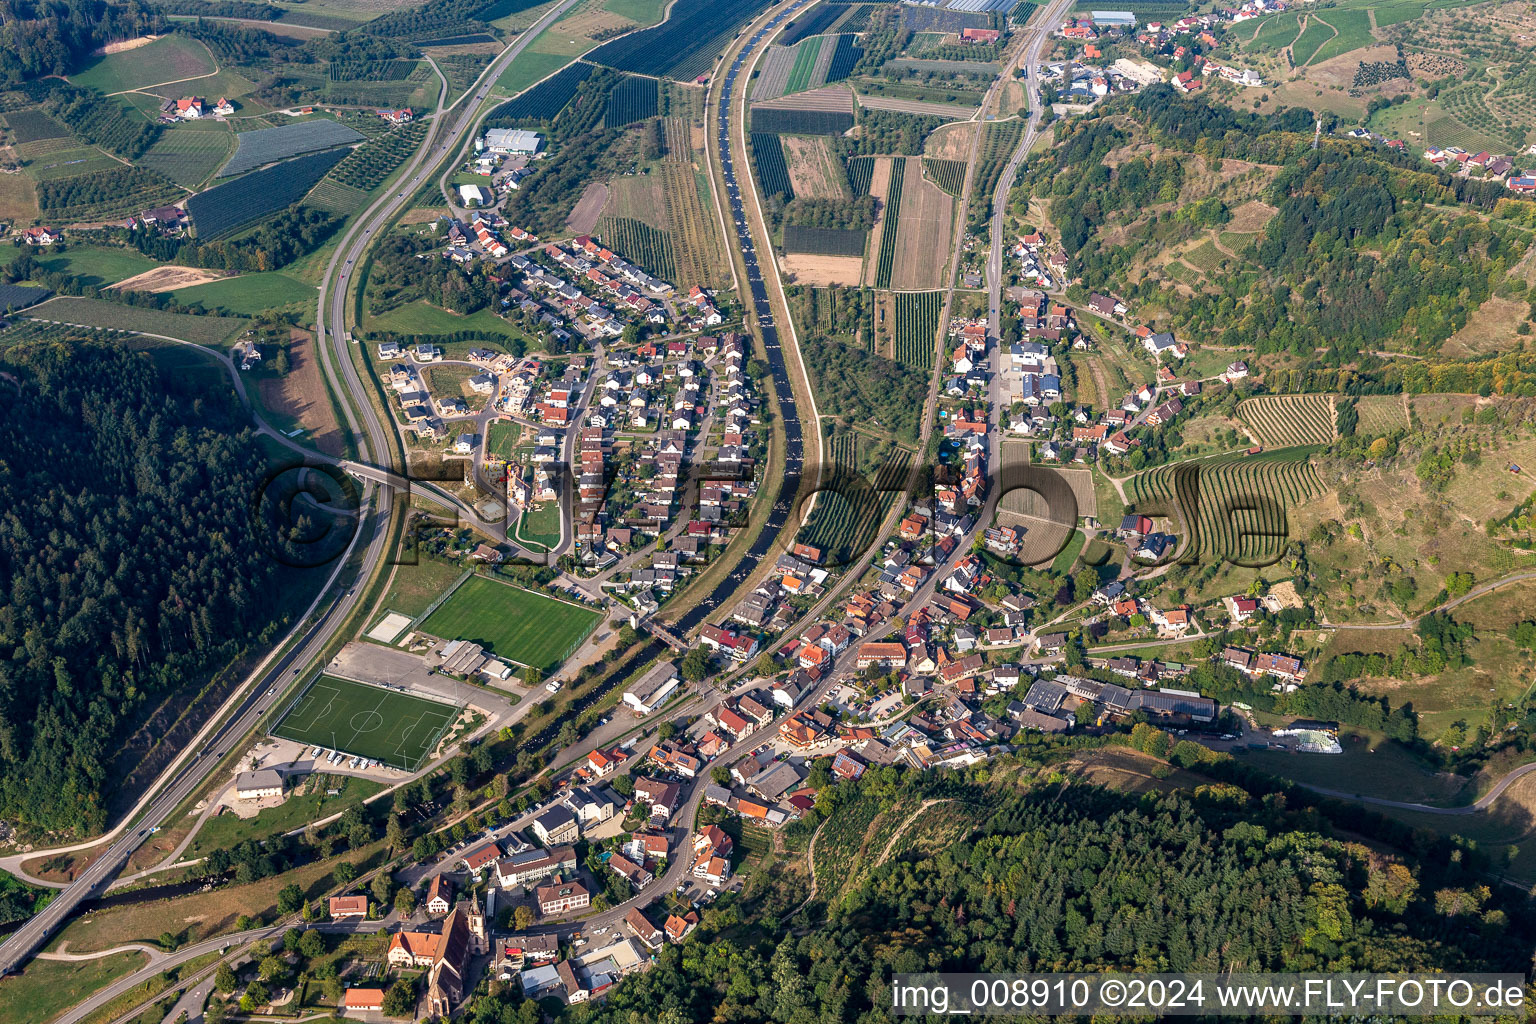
[273,676,458,770]
[420,575,601,673]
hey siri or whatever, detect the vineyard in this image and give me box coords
[188,149,348,239]
[826,33,862,82]
[873,156,906,288]
[846,155,874,195]
[604,75,659,128]
[487,63,595,123]
[1354,394,1410,435]
[797,431,913,567]
[586,0,768,80]
[219,119,363,178]
[1125,452,1327,567]
[305,178,369,215]
[923,157,965,197]
[751,132,793,198]
[318,121,429,197]
[140,129,235,189]
[1010,0,1037,22]
[598,217,678,283]
[328,59,420,81]
[658,161,722,289]
[892,290,940,369]
[783,224,865,256]
[1236,394,1336,447]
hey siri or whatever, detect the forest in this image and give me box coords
[0,340,302,833]
[444,770,1536,1024]
[368,233,501,317]
[0,0,157,85]
[800,337,928,444]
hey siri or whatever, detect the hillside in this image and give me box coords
[1015,86,1533,365]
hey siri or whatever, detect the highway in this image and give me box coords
[0,1,584,978]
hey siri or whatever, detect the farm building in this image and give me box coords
[458,184,495,207]
[1090,10,1137,26]
[481,129,542,154]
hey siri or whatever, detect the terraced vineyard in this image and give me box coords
[892,290,940,369]
[598,217,678,283]
[1237,394,1336,447]
[923,157,965,197]
[1126,451,1327,566]
[873,156,906,288]
[751,132,793,198]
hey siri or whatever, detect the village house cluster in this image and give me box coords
[157,95,234,122]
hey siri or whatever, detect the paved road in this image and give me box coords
[1296,762,1536,815]
[986,0,1076,337]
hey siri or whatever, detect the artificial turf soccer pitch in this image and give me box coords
[273,676,457,770]
[419,575,601,673]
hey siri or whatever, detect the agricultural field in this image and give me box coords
[420,574,601,672]
[1353,393,1410,435]
[846,155,874,195]
[586,0,769,80]
[1243,11,1300,52]
[139,128,236,189]
[751,132,793,198]
[782,136,848,199]
[888,157,952,290]
[753,46,798,103]
[188,148,349,239]
[923,157,965,197]
[306,178,370,214]
[0,283,50,311]
[750,86,857,134]
[319,121,429,196]
[219,119,364,178]
[967,118,1023,227]
[69,35,217,94]
[892,290,940,370]
[171,273,316,315]
[1236,394,1337,447]
[1125,451,1328,566]
[491,62,595,121]
[23,245,157,288]
[797,433,912,567]
[783,224,865,256]
[605,75,659,127]
[273,676,457,771]
[2,109,68,145]
[598,216,678,282]
[26,296,249,347]
[873,156,905,289]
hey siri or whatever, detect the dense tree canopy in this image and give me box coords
[0,340,299,832]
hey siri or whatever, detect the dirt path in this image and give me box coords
[792,816,830,917]
[874,798,948,868]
